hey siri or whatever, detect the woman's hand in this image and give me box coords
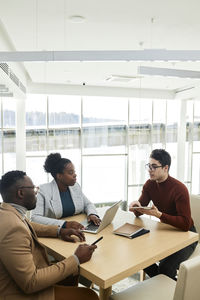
[87,214,101,226]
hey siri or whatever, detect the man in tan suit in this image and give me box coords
[0,170,99,300]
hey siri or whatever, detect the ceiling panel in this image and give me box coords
[0,0,200,92]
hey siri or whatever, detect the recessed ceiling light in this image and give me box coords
[106,75,139,83]
[69,15,85,23]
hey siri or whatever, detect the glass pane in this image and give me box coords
[165,100,178,178]
[194,100,200,121]
[184,100,193,190]
[152,99,166,146]
[48,95,81,127]
[26,157,48,186]
[186,100,193,123]
[152,142,163,149]
[153,99,166,123]
[3,129,16,153]
[82,97,128,154]
[128,144,149,185]
[166,100,178,143]
[166,143,177,178]
[191,153,200,194]
[3,98,16,128]
[26,129,47,155]
[48,128,80,152]
[83,97,127,125]
[3,129,16,173]
[129,99,152,187]
[130,98,152,124]
[193,100,200,152]
[128,186,143,204]
[193,141,200,153]
[82,156,126,204]
[4,152,16,173]
[128,125,151,149]
[129,98,152,149]
[26,94,47,128]
[184,141,192,189]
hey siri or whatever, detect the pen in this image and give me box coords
[91,236,103,245]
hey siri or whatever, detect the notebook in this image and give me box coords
[113,222,150,239]
[81,200,122,234]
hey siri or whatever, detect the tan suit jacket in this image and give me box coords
[0,203,79,300]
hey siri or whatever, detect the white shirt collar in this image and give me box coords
[9,203,27,219]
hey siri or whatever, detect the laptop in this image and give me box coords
[81,200,122,234]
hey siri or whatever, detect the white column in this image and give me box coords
[16,97,26,171]
[177,99,186,182]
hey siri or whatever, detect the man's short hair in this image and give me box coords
[0,170,26,199]
[150,149,171,170]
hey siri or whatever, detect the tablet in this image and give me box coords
[131,206,152,210]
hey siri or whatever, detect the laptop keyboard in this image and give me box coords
[85,223,99,231]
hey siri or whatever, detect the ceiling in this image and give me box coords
[1,0,200,93]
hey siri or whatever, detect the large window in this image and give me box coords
[25,94,200,206]
[1,94,199,206]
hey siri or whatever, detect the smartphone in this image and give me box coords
[91,236,103,245]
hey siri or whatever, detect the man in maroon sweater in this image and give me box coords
[129,149,197,280]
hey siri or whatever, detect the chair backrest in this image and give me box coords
[190,194,200,239]
[174,256,200,300]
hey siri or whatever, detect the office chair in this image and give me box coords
[188,194,200,259]
[54,286,99,300]
[109,255,200,300]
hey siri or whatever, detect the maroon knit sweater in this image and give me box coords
[135,175,193,231]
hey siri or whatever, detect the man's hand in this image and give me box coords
[129,200,141,211]
[65,221,84,230]
[74,244,97,264]
[60,228,85,243]
[87,214,101,226]
[129,203,162,219]
[136,204,162,219]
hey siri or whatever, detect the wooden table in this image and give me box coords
[39,208,199,300]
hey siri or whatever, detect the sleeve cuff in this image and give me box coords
[57,225,61,237]
[88,214,100,218]
[73,254,80,265]
[61,221,67,228]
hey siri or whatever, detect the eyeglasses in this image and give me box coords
[145,163,163,171]
[19,186,39,193]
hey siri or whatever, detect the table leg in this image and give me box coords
[99,286,112,300]
[140,270,145,281]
